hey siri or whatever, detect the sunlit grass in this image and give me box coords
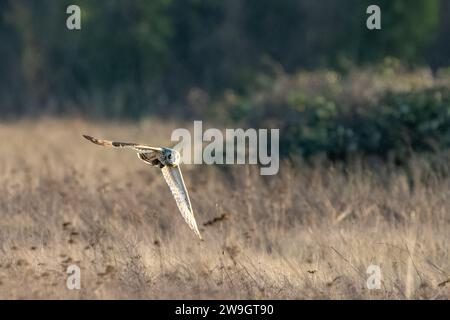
[0,118,448,299]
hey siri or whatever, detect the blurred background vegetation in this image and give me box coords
[0,0,449,161]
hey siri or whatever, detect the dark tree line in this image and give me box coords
[0,0,448,118]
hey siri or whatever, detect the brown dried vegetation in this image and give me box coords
[0,119,448,299]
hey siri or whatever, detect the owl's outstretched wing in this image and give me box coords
[83,135,162,154]
[161,166,202,239]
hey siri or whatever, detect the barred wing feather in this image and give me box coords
[83,135,162,154]
[161,166,202,239]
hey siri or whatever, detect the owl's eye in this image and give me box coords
[168,154,172,159]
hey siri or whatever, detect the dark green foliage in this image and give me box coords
[213,60,450,161]
[268,87,450,161]
[0,0,173,117]
[316,88,446,159]
[0,0,448,117]
[358,0,440,64]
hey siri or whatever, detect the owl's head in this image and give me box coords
[164,149,181,166]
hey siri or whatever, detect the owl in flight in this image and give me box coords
[83,135,202,239]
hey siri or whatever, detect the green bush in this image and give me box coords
[214,64,450,161]
[282,87,450,160]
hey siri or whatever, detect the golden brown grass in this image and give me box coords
[0,118,448,299]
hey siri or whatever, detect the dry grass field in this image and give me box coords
[0,118,449,299]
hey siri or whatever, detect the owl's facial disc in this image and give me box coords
[166,150,181,166]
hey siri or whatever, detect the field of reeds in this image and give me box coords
[0,118,448,299]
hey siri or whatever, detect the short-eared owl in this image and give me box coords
[83,135,202,239]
